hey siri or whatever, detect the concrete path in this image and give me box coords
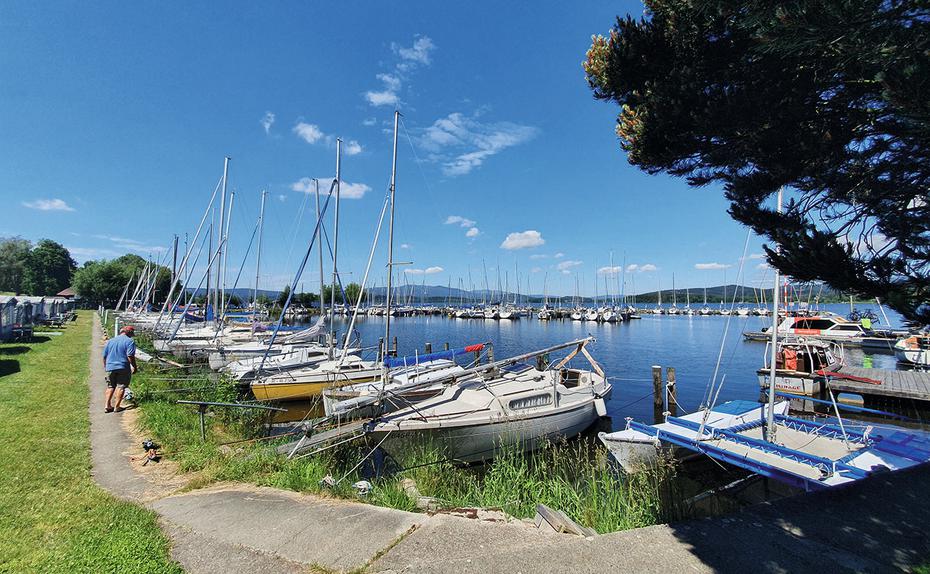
[87,315,929,573]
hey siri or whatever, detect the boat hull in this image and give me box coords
[373,399,604,463]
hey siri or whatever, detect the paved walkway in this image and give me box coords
[87,315,929,573]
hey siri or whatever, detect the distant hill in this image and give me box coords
[185,284,860,305]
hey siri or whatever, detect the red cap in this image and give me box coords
[120,325,135,334]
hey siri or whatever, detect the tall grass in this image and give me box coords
[131,363,679,534]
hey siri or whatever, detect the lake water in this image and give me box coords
[319,303,906,430]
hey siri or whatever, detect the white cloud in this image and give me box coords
[694,262,732,270]
[261,111,275,134]
[445,215,476,228]
[365,89,400,107]
[756,262,771,270]
[557,260,583,274]
[531,267,543,273]
[465,227,480,238]
[22,198,75,212]
[277,194,287,202]
[598,265,622,275]
[530,254,548,260]
[421,112,539,176]
[291,177,371,199]
[362,117,377,127]
[66,246,121,261]
[293,122,324,144]
[626,263,658,273]
[394,36,435,66]
[363,38,434,108]
[88,233,165,255]
[748,253,765,260]
[400,243,411,249]
[554,252,565,259]
[405,266,444,275]
[501,230,545,250]
[344,140,363,155]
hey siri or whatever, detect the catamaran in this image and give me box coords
[600,190,930,491]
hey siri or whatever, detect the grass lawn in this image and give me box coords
[0,311,181,574]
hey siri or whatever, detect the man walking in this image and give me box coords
[103,325,137,413]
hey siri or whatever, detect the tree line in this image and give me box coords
[0,238,76,296]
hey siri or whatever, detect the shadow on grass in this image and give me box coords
[0,359,21,378]
[0,346,31,356]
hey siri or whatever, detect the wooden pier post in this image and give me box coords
[652,365,664,423]
[488,345,494,364]
[378,337,384,362]
[444,342,450,351]
[425,342,432,354]
[392,336,398,358]
[667,367,677,417]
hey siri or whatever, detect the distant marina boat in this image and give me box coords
[895,334,930,367]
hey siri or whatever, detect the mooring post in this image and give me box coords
[425,342,432,354]
[652,365,664,423]
[488,345,495,364]
[392,336,398,358]
[198,404,207,442]
[667,367,677,417]
[444,342,450,351]
[378,337,384,362]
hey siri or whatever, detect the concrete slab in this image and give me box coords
[151,485,425,572]
[160,520,307,574]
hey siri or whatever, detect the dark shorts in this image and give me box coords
[106,368,132,389]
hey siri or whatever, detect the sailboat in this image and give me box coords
[251,132,385,401]
[600,190,930,490]
[667,274,679,315]
[537,273,553,320]
[683,287,694,315]
[363,338,612,463]
[698,280,712,315]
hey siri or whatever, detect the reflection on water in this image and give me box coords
[286,303,906,431]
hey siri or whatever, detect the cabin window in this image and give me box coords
[834,325,862,331]
[794,319,834,330]
[509,394,553,410]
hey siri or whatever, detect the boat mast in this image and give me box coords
[315,179,325,325]
[221,190,235,319]
[254,190,266,315]
[329,141,341,357]
[217,157,229,321]
[766,188,783,440]
[384,110,400,356]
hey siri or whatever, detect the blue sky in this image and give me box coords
[0,2,771,296]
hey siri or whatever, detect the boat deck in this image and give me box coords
[827,366,930,402]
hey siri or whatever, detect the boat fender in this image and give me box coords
[595,398,607,417]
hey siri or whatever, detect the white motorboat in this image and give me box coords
[757,337,843,396]
[895,334,930,366]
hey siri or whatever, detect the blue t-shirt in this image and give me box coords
[103,334,136,372]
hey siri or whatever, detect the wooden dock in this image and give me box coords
[826,366,930,402]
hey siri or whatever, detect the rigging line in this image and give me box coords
[285,185,314,270]
[335,428,396,486]
[399,116,444,229]
[702,230,752,411]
